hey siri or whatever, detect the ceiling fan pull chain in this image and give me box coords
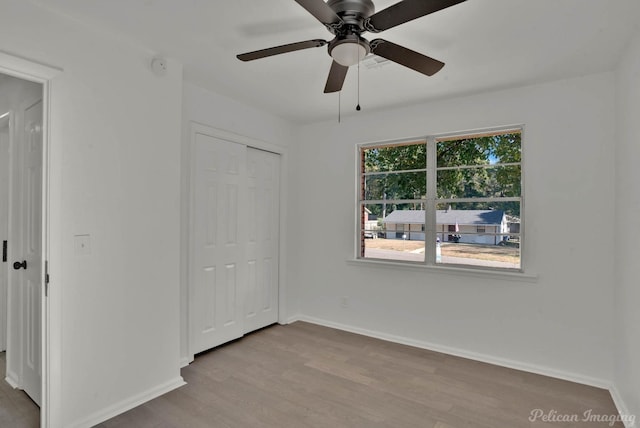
[356,48,361,112]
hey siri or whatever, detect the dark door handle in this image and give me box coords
[13,260,27,270]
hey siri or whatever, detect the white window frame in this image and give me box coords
[355,125,526,274]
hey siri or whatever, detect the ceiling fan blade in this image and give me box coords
[237,39,327,61]
[370,39,444,76]
[324,61,349,93]
[294,0,344,27]
[366,0,466,32]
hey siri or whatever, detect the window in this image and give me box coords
[358,128,522,271]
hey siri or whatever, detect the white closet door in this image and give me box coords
[190,126,281,356]
[191,133,247,354]
[244,148,280,334]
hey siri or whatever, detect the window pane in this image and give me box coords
[438,201,521,218]
[435,202,520,269]
[361,204,384,239]
[364,171,427,201]
[361,204,425,262]
[437,133,521,167]
[436,165,521,199]
[436,235,521,269]
[364,143,426,173]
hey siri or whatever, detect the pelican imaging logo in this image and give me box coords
[529,409,636,426]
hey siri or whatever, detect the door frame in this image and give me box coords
[0,50,61,428]
[182,122,289,364]
[0,111,10,353]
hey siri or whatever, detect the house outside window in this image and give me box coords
[358,127,522,271]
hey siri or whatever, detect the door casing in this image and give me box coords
[0,50,61,428]
[0,112,10,353]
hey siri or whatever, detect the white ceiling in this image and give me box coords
[31,0,640,123]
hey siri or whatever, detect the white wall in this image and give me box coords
[291,72,616,385]
[0,2,184,427]
[180,83,295,362]
[183,83,293,145]
[615,31,640,422]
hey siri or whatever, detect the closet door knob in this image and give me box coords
[13,260,27,270]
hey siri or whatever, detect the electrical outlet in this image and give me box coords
[341,296,349,308]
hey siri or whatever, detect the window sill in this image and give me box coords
[346,258,538,283]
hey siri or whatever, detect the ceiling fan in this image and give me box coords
[237,0,467,93]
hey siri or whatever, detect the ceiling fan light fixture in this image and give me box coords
[330,40,367,66]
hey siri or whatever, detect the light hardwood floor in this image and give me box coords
[1,322,625,427]
[0,352,40,428]
[99,322,622,428]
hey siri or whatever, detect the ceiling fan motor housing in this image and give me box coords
[327,0,375,27]
[326,0,374,63]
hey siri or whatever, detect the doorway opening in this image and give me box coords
[0,72,44,425]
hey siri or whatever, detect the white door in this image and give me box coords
[244,148,280,334]
[0,113,10,352]
[191,133,247,354]
[190,129,281,355]
[16,99,42,405]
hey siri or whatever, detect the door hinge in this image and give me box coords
[45,260,50,297]
[2,240,6,262]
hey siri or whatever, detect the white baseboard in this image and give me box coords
[68,376,186,428]
[286,314,302,325]
[4,373,20,389]
[294,315,611,389]
[179,356,191,368]
[610,385,638,428]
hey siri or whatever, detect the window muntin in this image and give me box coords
[358,129,522,271]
